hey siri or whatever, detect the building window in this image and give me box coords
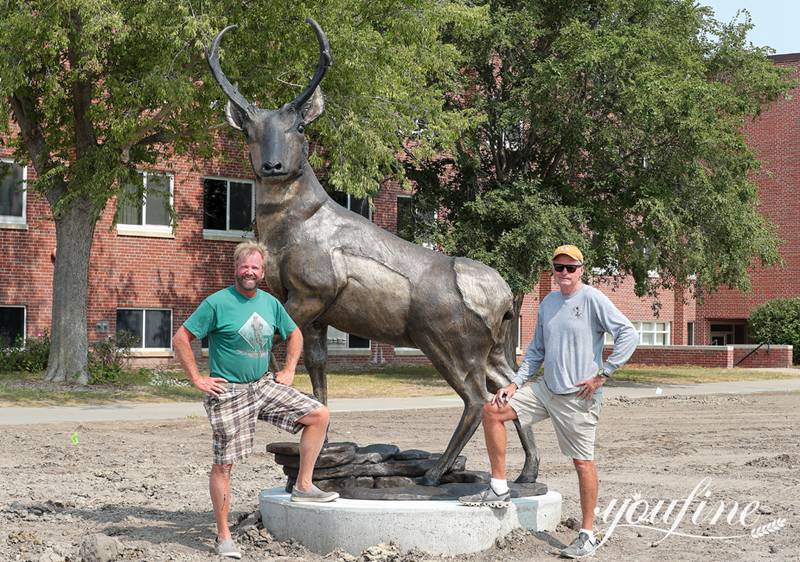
[331,191,370,220]
[687,322,694,345]
[0,306,25,348]
[116,308,172,350]
[0,160,26,226]
[327,326,370,351]
[117,171,173,234]
[709,322,748,345]
[396,194,435,247]
[605,321,670,345]
[203,177,254,234]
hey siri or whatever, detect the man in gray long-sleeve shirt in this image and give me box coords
[459,245,638,559]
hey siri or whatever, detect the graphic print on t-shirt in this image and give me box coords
[237,312,274,357]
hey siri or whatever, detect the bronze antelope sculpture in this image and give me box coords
[206,19,539,485]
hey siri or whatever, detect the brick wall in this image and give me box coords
[696,56,800,344]
[601,344,793,369]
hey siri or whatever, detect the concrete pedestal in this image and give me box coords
[259,487,562,555]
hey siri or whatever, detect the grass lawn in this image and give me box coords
[0,364,796,405]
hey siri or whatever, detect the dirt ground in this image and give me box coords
[1,392,798,562]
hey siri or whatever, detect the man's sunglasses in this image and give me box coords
[552,263,582,273]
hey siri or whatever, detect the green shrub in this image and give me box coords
[0,332,50,374]
[748,298,800,365]
[88,331,138,384]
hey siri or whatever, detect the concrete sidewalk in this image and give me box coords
[1,377,798,426]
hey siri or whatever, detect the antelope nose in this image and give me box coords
[261,161,283,174]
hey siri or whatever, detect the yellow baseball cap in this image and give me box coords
[552,244,584,263]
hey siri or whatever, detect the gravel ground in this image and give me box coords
[1,392,798,561]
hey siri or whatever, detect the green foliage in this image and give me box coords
[0,1,484,380]
[87,331,138,385]
[749,298,800,364]
[0,333,50,374]
[409,0,794,298]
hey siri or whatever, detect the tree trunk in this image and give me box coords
[44,198,97,384]
[503,294,525,371]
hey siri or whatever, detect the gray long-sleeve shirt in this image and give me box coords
[512,285,638,394]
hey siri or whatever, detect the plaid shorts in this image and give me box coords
[203,373,321,465]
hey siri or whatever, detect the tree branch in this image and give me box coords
[68,9,97,157]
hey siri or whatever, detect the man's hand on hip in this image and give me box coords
[274,369,295,386]
[192,376,228,396]
[491,383,518,406]
[575,374,606,399]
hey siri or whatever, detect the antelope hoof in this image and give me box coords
[419,470,441,487]
[514,471,539,484]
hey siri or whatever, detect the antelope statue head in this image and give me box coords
[206,18,331,184]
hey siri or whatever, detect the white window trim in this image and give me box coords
[116,171,175,237]
[201,176,256,240]
[605,321,671,346]
[0,158,27,228]
[0,304,26,348]
[116,307,173,352]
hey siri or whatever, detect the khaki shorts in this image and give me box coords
[508,378,602,460]
[203,373,321,465]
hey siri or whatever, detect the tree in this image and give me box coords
[0,0,482,382]
[406,0,794,363]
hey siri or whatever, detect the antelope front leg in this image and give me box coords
[282,296,329,403]
[420,399,484,486]
[302,321,329,405]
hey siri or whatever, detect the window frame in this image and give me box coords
[326,325,371,354]
[115,307,173,352]
[0,158,27,229]
[116,171,175,237]
[332,191,372,221]
[605,320,671,346]
[201,175,256,241]
[0,305,26,349]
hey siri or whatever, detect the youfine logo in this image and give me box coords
[595,478,787,548]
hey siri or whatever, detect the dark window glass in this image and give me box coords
[331,191,348,208]
[348,334,370,349]
[396,196,414,242]
[145,173,171,226]
[116,310,144,348]
[0,162,23,218]
[145,310,172,348]
[0,307,24,348]
[687,322,694,346]
[350,196,370,219]
[229,181,252,230]
[203,179,227,230]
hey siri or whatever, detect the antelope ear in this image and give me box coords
[225,100,246,131]
[301,87,325,124]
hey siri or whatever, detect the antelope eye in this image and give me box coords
[297,123,305,133]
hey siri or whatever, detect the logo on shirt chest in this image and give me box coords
[238,312,274,351]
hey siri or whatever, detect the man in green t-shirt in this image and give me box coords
[174,241,337,559]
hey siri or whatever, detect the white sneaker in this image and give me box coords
[559,531,599,558]
[215,538,241,559]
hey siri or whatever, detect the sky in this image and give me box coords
[700,0,800,55]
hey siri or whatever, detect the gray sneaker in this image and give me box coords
[290,484,340,503]
[457,485,511,508]
[559,531,599,558]
[215,538,241,559]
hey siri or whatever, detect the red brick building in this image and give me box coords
[2,56,798,368]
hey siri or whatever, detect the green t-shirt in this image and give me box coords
[183,286,297,383]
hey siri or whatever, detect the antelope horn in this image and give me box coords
[290,17,332,110]
[206,25,253,118]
